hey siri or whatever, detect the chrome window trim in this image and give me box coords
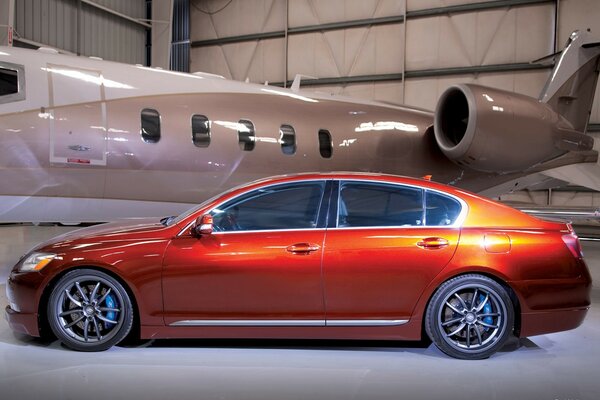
[169,319,408,327]
[337,179,468,229]
[0,61,26,104]
[177,177,468,236]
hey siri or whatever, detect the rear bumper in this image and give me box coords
[519,307,589,337]
[5,306,40,337]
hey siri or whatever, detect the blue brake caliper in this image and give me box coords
[104,293,117,328]
[479,294,493,331]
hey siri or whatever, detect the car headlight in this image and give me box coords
[18,252,57,272]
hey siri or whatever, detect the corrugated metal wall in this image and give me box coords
[171,0,190,71]
[188,0,600,128]
[14,0,147,65]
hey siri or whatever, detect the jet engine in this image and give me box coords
[433,84,594,173]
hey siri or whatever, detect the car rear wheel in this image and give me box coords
[47,269,134,351]
[425,274,514,359]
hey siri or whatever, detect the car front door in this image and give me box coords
[322,180,463,325]
[162,181,331,326]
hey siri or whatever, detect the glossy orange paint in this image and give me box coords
[5,173,592,344]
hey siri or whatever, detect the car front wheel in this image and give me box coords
[425,274,514,359]
[47,269,134,351]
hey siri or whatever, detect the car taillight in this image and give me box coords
[562,224,583,259]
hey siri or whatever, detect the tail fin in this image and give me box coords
[539,30,600,133]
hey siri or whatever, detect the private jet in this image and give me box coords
[0,30,598,222]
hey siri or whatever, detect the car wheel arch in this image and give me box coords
[417,269,522,340]
[37,265,141,340]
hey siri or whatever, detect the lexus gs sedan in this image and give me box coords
[6,173,592,359]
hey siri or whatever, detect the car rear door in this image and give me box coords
[162,180,332,326]
[322,180,463,325]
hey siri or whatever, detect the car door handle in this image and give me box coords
[286,243,321,254]
[417,237,449,249]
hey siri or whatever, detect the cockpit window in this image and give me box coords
[141,108,161,143]
[0,62,25,104]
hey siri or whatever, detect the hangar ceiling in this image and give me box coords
[189,0,600,129]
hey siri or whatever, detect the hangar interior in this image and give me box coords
[1,1,600,399]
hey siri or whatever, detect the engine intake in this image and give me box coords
[433,84,593,173]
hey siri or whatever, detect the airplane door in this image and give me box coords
[47,64,107,165]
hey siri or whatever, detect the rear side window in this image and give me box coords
[0,63,25,104]
[238,119,255,151]
[338,182,423,227]
[280,124,296,155]
[192,114,210,147]
[141,108,161,143]
[318,129,332,158]
[425,191,462,226]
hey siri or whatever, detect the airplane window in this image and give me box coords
[0,67,18,97]
[318,129,332,158]
[280,124,296,155]
[238,119,255,151]
[425,191,462,226]
[141,108,161,143]
[338,182,424,227]
[192,114,210,147]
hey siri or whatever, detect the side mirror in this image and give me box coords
[191,214,213,237]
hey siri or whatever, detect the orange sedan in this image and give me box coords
[6,173,592,359]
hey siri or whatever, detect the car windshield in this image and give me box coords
[165,184,250,226]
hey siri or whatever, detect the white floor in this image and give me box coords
[0,225,599,400]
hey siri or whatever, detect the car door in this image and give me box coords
[322,180,463,325]
[162,180,331,326]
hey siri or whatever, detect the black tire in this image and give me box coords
[47,269,134,351]
[425,274,514,359]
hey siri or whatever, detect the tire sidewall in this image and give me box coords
[425,274,514,360]
[47,268,134,352]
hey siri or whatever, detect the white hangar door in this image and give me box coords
[47,64,107,166]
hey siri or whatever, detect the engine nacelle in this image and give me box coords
[433,84,593,173]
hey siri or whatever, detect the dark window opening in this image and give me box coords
[425,191,462,226]
[238,119,255,151]
[338,182,424,228]
[0,67,18,97]
[280,124,296,155]
[192,114,210,147]
[211,182,326,231]
[141,108,161,143]
[318,129,332,158]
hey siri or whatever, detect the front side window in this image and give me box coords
[141,108,161,143]
[0,62,25,104]
[192,114,210,147]
[210,182,326,232]
[425,191,462,226]
[338,182,424,227]
[238,119,255,151]
[280,124,296,155]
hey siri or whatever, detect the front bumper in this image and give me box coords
[5,270,45,337]
[5,305,40,336]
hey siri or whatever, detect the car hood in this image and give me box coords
[33,218,168,251]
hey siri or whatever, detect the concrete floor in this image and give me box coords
[0,225,599,400]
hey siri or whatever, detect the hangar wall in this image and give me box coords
[12,0,148,65]
[189,0,600,128]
